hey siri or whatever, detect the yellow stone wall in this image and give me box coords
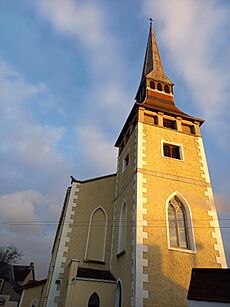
[20,284,45,307]
[44,105,226,307]
[139,118,223,307]
[57,175,116,306]
[69,279,115,307]
[111,126,137,307]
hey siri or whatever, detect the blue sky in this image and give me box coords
[0,0,230,277]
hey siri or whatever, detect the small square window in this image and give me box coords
[163,143,181,160]
[122,153,130,172]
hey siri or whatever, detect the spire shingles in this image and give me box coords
[135,22,172,100]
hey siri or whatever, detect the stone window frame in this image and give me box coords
[161,139,184,161]
[165,192,196,254]
[84,206,108,263]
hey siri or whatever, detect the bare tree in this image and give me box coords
[0,245,23,264]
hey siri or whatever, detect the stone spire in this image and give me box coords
[135,21,173,101]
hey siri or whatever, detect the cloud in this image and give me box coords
[0,190,43,221]
[1,2,128,275]
[75,125,117,177]
[0,58,73,276]
[0,190,58,277]
[33,0,133,124]
[0,59,66,170]
[0,61,46,106]
[0,59,73,197]
[34,0,106,49]
[215,194,230,214]
[31,0,133,179]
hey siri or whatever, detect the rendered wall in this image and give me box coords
[55,175,116,306]
[138,112,226,307]
[67,279,115,307]
[20,284,45,307]
[111,125,137,307]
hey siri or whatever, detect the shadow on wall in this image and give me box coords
[144,244,204,306]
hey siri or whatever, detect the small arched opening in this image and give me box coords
[164,84,170,93]
[88,292,100,307]
[157,83,162,91]
[115,281,122,307]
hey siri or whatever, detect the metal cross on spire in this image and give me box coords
[148,17,153,25]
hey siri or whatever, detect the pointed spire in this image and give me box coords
[135,21,173,101]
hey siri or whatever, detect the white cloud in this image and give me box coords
[34,0,106,49]
[33,0,132,121]
[9,122,65,170]
[76,125,117,176]
[32,0,132,178]
[0,60,46,106]
[0,59,69,172]
[0,190,58,278]
[0,189,59,234]
[0,59,72,276]
[215,194,230,214]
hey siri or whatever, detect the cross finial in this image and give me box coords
[148,17,153,25]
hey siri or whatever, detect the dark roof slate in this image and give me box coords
[136,22,172,100]
[77,267,116,281]
[13,265,32,282]
[188,268,230,303]
[0,261,34,288]
[0,262,14,283]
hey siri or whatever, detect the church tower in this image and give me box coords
[111,21,227,306]
[40,22,227,307]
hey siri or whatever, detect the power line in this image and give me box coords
[1,223,230,229]
[1,218,230,224]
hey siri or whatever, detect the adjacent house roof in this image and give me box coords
[0,261,35,288]
[187,268,230,303]
[13,264,34,282]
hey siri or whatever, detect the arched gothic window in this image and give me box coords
[168,196,191,249]
[115,281,122,307]
[118,201,127,254]
[88,292,100,307]
[86,207,107,261]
